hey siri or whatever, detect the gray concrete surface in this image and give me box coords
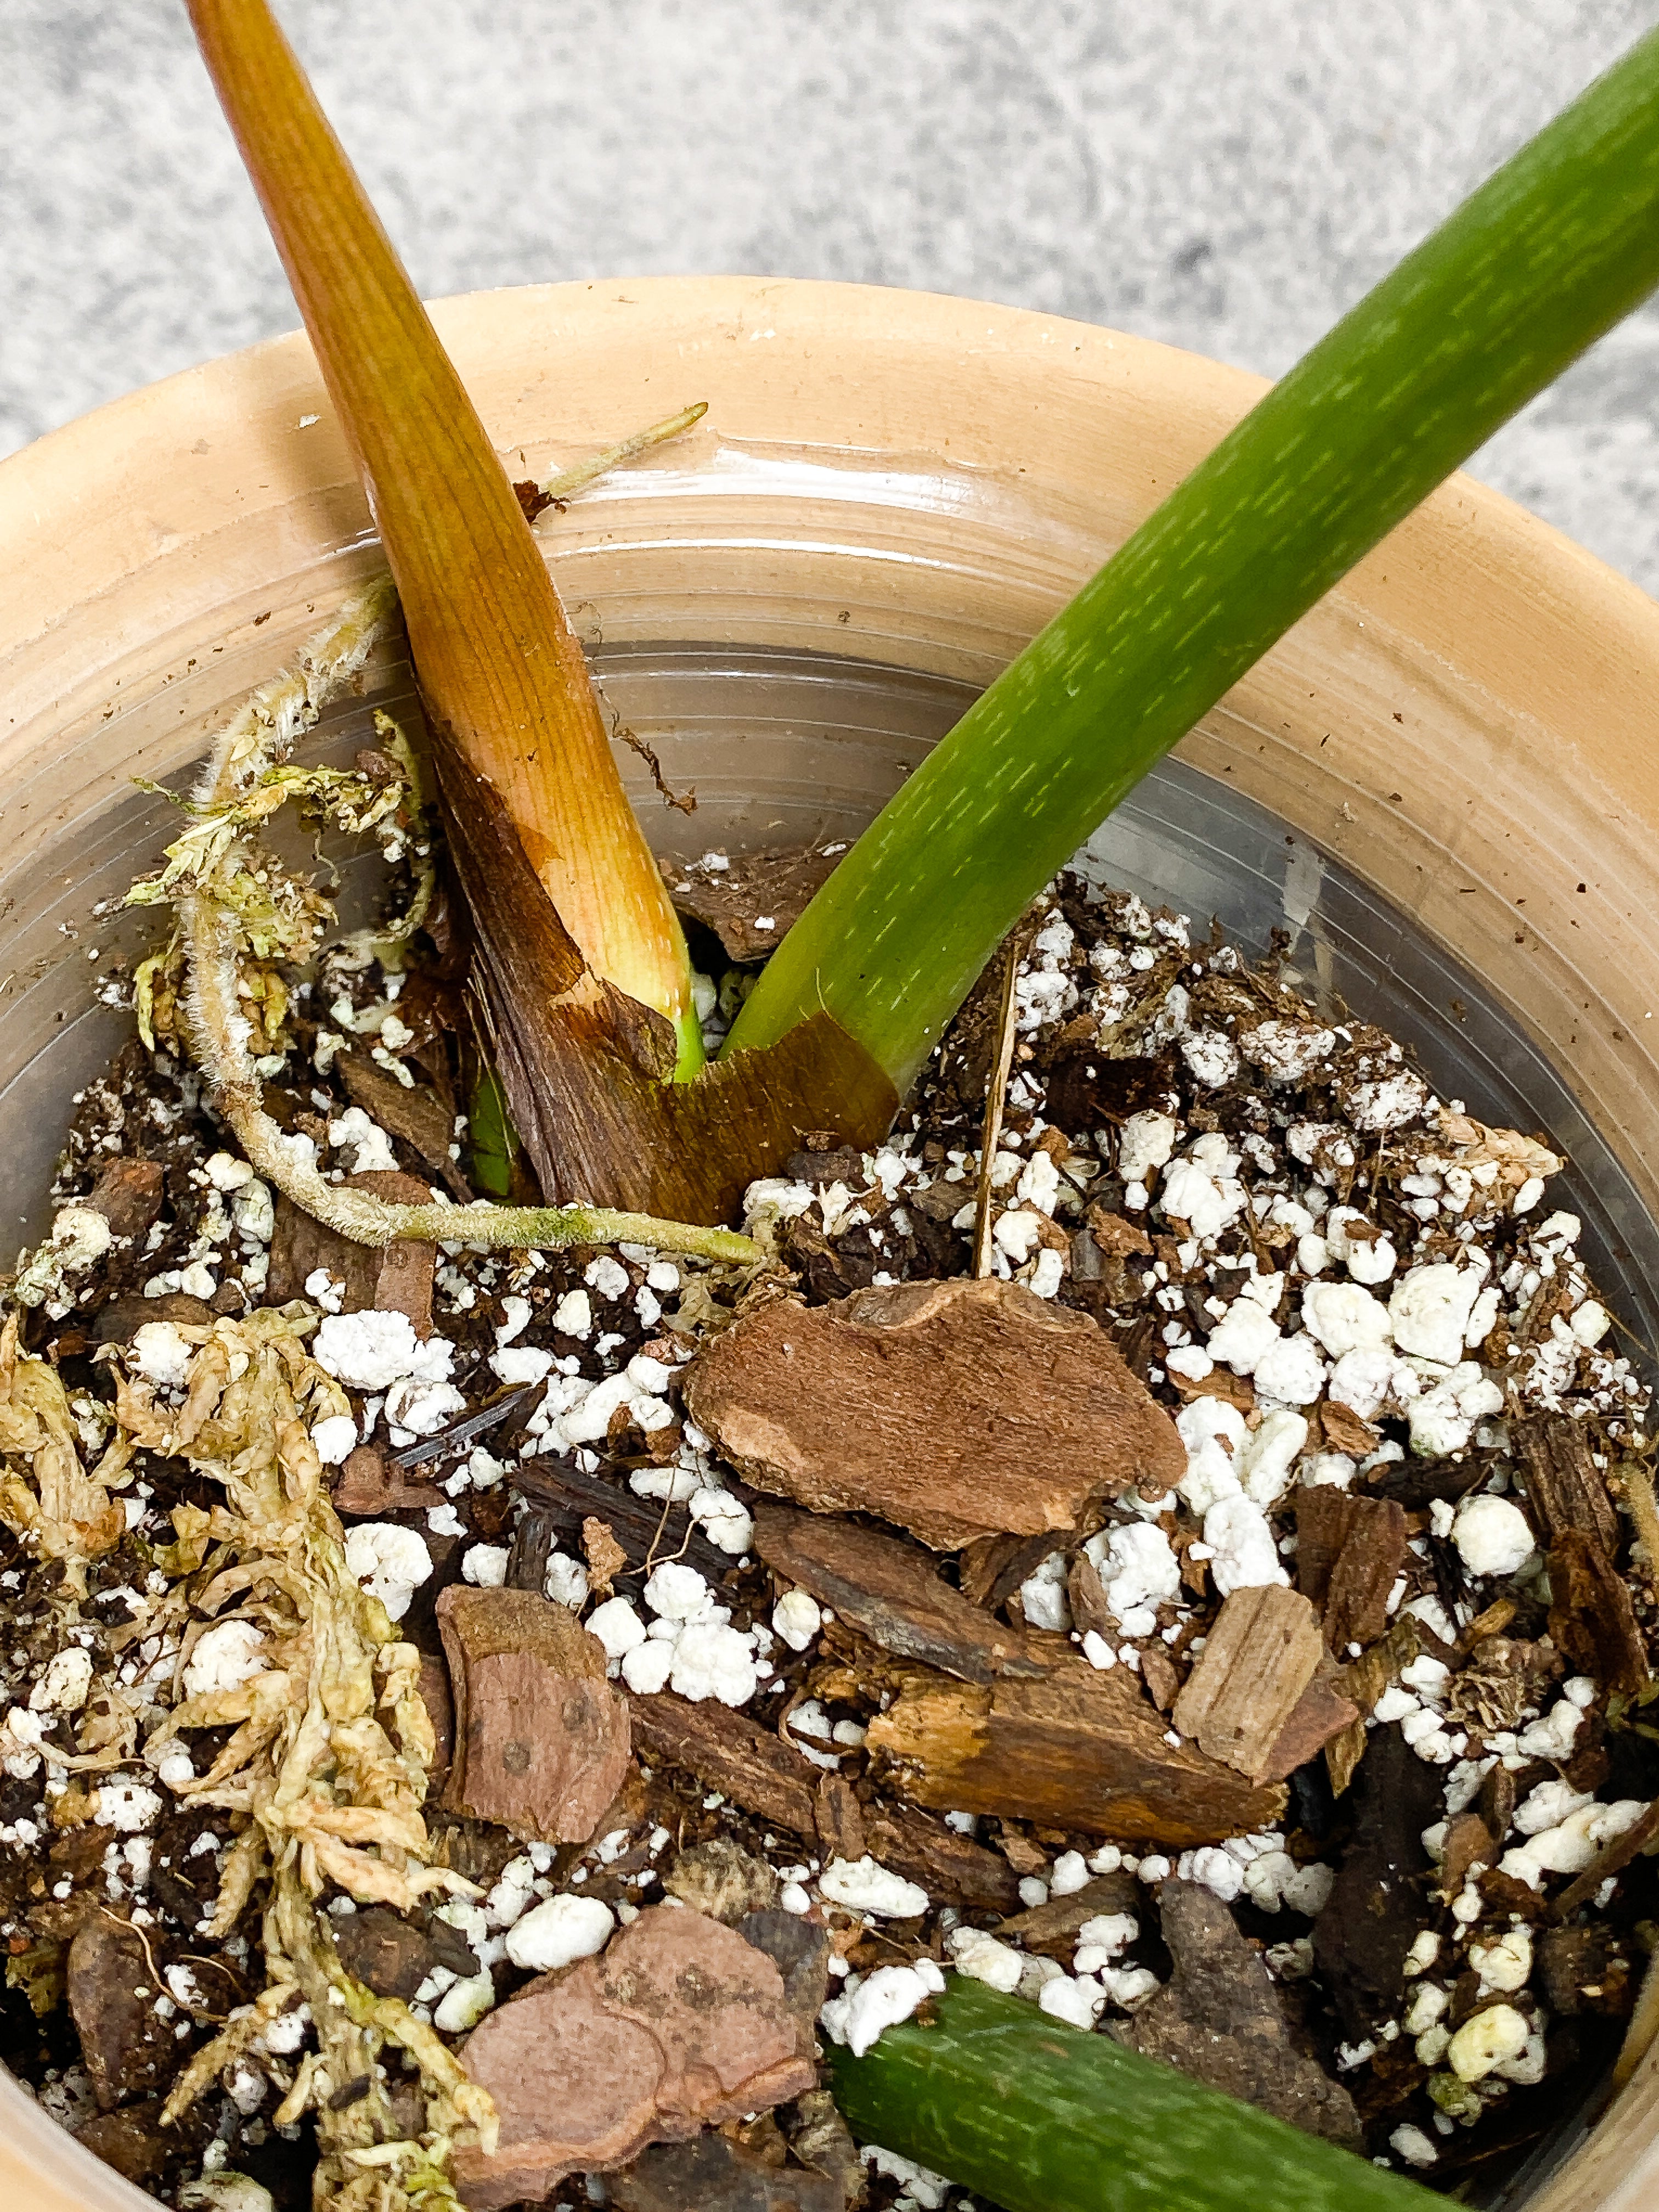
[3,2,1659,591]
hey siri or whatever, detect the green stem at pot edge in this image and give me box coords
[726,26,1659,1092]
[827,1978,1441,2212]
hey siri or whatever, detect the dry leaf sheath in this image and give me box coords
[0,1308,499,2211]
[132,585,760,1264]
[186,0,895,1217]
[184,0,696,1061]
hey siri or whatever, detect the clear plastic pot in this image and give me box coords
[1,278,1656,2211]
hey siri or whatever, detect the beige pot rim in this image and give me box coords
[2,275,1658,2212]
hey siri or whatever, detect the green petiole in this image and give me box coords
[827,1978,1442,2212]
[727,27,1659,1094]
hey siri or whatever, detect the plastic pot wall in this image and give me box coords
[1,277,1656,2212]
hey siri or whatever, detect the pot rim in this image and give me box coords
[2,275,1658,2212]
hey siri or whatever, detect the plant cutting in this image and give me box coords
[3,13,1659,2212]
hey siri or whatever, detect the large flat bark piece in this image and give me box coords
[866,1663,1284,1843]
[453,1906,814,2208]
[684,1276,1183,1549]
[437,1584,630,1845]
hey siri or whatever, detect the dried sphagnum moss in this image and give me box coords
[57,396,763,1277]
[121,440,756,1269]
[0,1305,497,2210]
[0,1310,131,1594]
[0,409,758,2206]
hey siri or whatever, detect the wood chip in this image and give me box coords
[1537,1925,1637,2017]
[582,1516,628,1599]
[812,1774,867,1863]
[453,1906,815,2208]
[331,1904,478,2001]
[662,1840,779,1924]
[964,1531,1073,1616]
[1139,1644,1180,1712]
[1367,1454,1489,1513]
[1324,1615,1441,1797]
[1261,1654,1360,1780]
[83,1158,166,1242]
[419,1651,454,1785]
[860,1807,1020,1913]
[629,1692,819,1837]
[333,1441,445,1517]
[1439,1810,1497,1900]
[92,1291,215,1342]
[510,1462,733,1589]
[267,1169,438,1331]
[684,1276,1183,1550]
[628,1684,1016,1908]
[995,1827,1051,1877]
[662,846,842,963]
[1459,1596,1518,1650]
[1066,1553,1114,1638]
[1549,1796,1659,1922]
[1547,1527,1651,1698]
[1119,1881,1362,2149]
[1087,1206,1154,1261]
[991,1871,1138,1955]
[1514,1414,1621,1556]
[67,1916,176,2112]
[752,1501,1048,1684]
[1170,1587,1324,1781]
[1075,1204,1155,1306]
[1477,1761,1517,1839]
[338,1045,473,1199]
[1294,1488,1408,1655]
[866,1664,1285,1843]
[1314,1398,1381,1459]
[958,1532,1029,1608]
[437,1584,631,1845]
[1170,1366,1256,1414]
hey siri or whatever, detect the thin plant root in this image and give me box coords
[529,399,707,512]
[120,404,757,1269]
[971,920,1030,1280]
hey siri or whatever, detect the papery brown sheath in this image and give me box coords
[185,0,697,1053]
[185,0,894,1215]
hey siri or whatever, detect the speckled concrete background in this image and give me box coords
[4,2,1659,590]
